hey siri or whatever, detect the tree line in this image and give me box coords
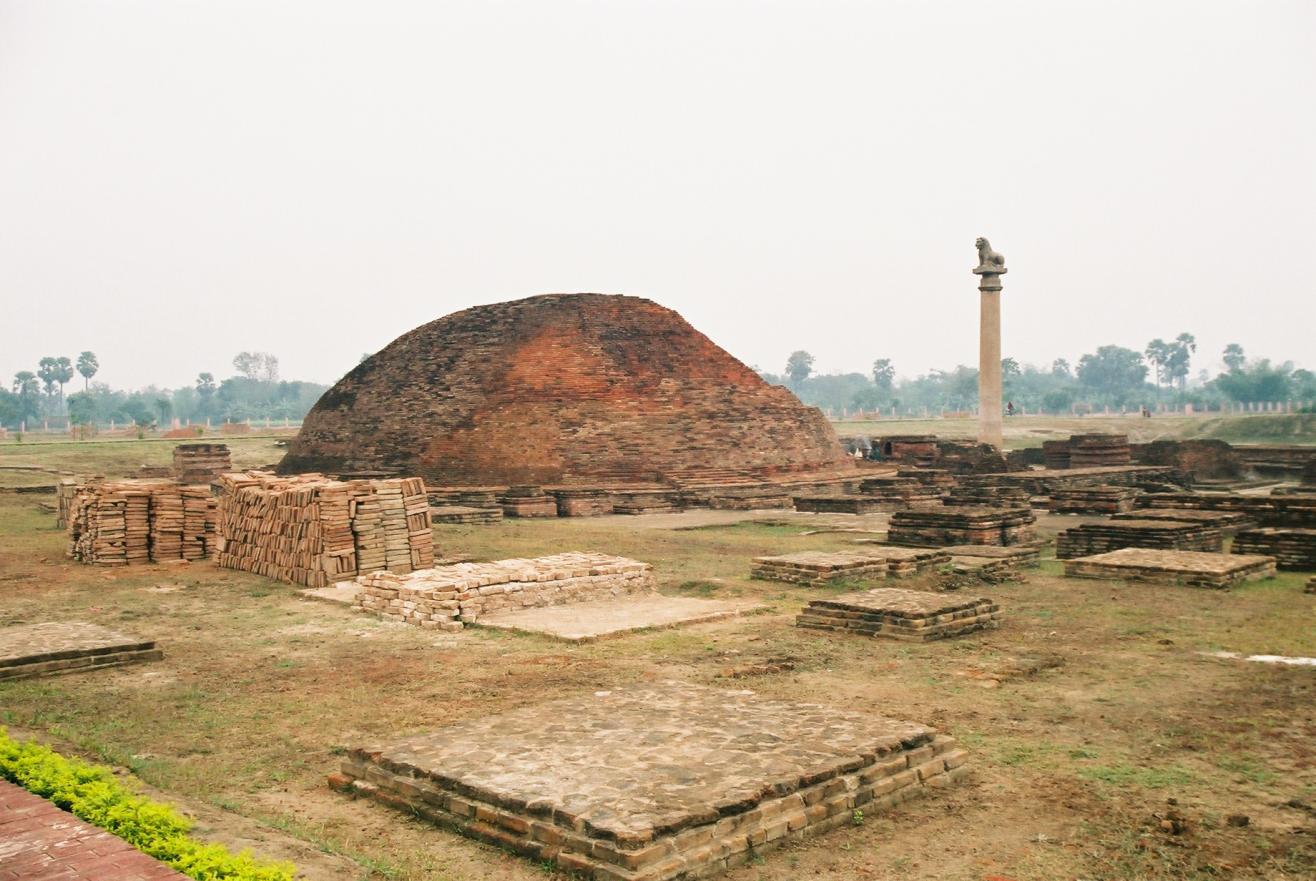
[1,351,328,430]
[760,337,1316,415]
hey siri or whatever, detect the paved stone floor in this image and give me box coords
[336,681,964,879]
[0,780,187,881]
[473,595,762,642]
[0,622,160,680]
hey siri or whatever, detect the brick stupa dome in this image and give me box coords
[278,293,851,486]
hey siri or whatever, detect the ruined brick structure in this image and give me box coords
[280,294,850,486]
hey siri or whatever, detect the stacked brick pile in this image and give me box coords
[1232,528,1316,570]
[1049,485,1141,515]
[1068,434,1131,468]
[1042,440,1071,469]
[353,553,655,628]
[214,472,433,587]
[751,549,949,586]
[1064,548,1276,589]
[888,507,1037,547]
[499,486,558,517]
[1056,519,1222,559]
[55,478,86,529]
[66,479,217,565]
[797,588,1000,641]
[172,443,232,484]
[943,485,1030,507]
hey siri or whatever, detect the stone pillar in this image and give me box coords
[972,239,1006,449]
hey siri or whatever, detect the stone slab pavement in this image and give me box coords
[0,779,188,881]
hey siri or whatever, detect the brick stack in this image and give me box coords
[1055,519,1222,559]
[214,472,433,587]
[1231,528,1316,570]
[1049,485,1141,515]
[888,507,1037,547]
[1064,548,1276,589]
[1067,434,1131,468]
[751,549,949,586]
[354,553,655,628]
[797,588,1000,641]
[55,478,86,529]
[66,479,217,565]
[943,485,1031,507]
[1042,440,1071,469]
[499,486,558,518]
[172,443,232,485]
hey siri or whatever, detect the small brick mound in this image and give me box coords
[1063,548,1276,589]
[1055,519,1222,560]
[751,549,949,585]
[0,780,188,880]
[354,552,655,629]
[942,485,1031,507]
[887,507,1037,547]
[1067,434,1132,468]
[499,486,558,518]
[1232,528,1316,570]
[855,477,944,510]
[551,489,615,516]
[939,544,1040,573]
[1049,485,1141,515]
[0,622,161,681]
[1111,508,1257,536]
[329,681,967,881]
[797,588,1000,641]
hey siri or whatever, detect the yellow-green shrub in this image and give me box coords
[0,729,295,881]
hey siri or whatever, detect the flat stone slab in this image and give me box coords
[752,549,948,585]
[798,588,1001,641]
[1064,548,1276,589]
[332,681,966,880]
[0,622,161,681]
[473,595,762,642]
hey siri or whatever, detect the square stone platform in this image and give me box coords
[331,682,966,881]
[0,622,162,681]
[473,595,762,642]
[797,588,1001,641]
[1063,548,1277,589]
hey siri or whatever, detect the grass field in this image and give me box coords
[1,437,1313,881]
[831,413,1316,448]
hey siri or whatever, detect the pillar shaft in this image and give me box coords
[978,286,1002,447]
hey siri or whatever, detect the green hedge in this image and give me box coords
[0,728,295,881]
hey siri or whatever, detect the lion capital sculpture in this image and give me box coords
[974,237,1006,272]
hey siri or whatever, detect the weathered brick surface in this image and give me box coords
[279,294,850,486]
[0,780,188,881]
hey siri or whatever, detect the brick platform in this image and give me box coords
[1055,519,1223,559]
[0,622,161,681]
[1049,485,1140,515]
[1110,508,1257,536]
[797,588,1000,641]
[1063,548,1277,589]
[331,682,967,881]
[791,495,891,515]
[430,505,504,525]
[1232,528,1316,570]
[751,549,949,585]
[474,595,761,642]
[887,507,1037,547]
[0,780,188,881]
[354,553,656,628]
[1138,493,1316,528]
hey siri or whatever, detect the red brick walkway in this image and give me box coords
[0,779,189,880]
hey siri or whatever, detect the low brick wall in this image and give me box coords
[354,553,656,629]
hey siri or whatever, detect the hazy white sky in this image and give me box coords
[2,0,1313,390]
